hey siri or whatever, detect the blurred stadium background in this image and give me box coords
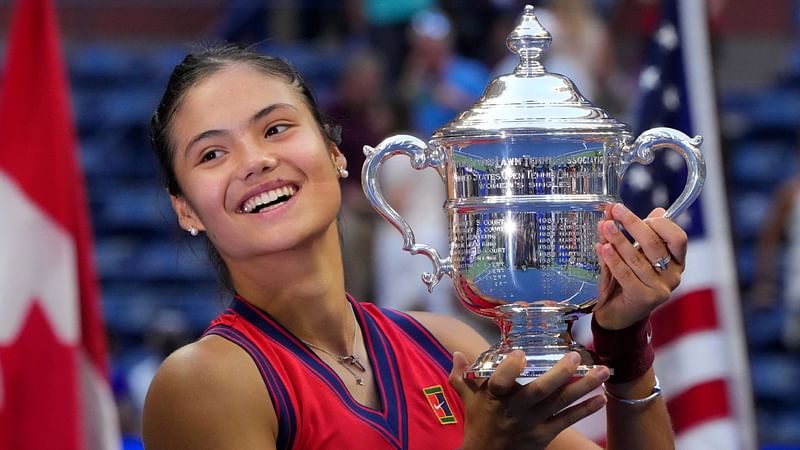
[2,0,799,448]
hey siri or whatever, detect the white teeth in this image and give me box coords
[241,185,296,213]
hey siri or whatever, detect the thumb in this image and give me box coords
[449,351,472,399]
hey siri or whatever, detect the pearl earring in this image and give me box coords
[337,167,349,179]
[188,226,199,236]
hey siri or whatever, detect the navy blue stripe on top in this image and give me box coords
[380,308,454,376]
[203,322,297,450]
[352,297,408,449]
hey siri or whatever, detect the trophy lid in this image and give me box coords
[432,5,628,141]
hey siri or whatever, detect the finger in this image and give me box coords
[520,352,581,404]
[603,202,614,220]
[449,352,474,399]
[599,242,652,295]
[600,219,659,285]
[543,394,607,437]
[642,215,688,266]
[597,216,609,245]
[486,350,526,398]
[593,243,614,310]
[542,366,610,416]
[597,204,614,244]
[608,204,671,274]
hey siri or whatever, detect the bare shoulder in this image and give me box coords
[142,334,277,450]
[404,311,490,362]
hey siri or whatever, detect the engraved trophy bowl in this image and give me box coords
[362,5,705,379]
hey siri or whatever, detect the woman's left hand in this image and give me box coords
[592,203,688,330]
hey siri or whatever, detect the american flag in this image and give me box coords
[575,1,757,448]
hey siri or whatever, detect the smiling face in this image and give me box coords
[167,63,346,265]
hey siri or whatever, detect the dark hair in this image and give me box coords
[149,43,341,292]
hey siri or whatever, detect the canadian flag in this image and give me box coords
[0,0,119,448]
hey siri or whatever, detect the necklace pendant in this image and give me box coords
[349,355,366,372]
[339,355,367,372]
[356,377,365,386]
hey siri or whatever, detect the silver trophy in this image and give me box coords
[362,5,705,378]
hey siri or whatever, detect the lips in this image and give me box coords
[239,184,297,213]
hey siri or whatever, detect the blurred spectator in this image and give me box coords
[372,157,458,314]
[126,309,192,415]
[350,0,436,82]
[217,1,359,47]
[752,176,800,350]
[438,0,500,62]
[371,8,488,315]
[216,0,269,46]
[324,47,400,301]
[493,0,614,104]
[111,352,145,449]
[399,8,490,137]
[325,47,398,190]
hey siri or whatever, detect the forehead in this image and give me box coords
[171,63,308,141]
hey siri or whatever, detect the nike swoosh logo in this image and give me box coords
[434,400,445,410]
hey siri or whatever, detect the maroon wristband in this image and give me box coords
[591,315,654,383]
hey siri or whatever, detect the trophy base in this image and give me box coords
[463,302,609,382]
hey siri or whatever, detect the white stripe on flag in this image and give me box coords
[676,418,743,450]
[654,330,728,398]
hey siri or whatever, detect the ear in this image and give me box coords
[330,144,347,171]
[170,194,205,233]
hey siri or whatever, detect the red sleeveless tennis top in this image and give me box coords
[203,295,465,450]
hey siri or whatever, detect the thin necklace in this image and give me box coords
[300,304,367,386]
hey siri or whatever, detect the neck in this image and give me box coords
[225,222,353,352]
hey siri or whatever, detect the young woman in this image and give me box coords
[142,45,684,450]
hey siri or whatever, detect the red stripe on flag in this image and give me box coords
[666,378,731,434]
[650,288,718,349]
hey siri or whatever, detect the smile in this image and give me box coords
[240,185,297,213]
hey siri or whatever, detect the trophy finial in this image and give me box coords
[506,4,551,76]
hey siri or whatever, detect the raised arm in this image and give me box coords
[591,203,684,449]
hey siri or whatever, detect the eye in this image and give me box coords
[200,149,224,163]
[265,124,289,137]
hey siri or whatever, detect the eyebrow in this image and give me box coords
[183,102,299,155]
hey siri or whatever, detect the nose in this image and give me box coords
[240,144,278,181]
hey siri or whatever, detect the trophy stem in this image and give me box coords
[464,303,602,380]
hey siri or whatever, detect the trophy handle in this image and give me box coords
[619,127,706,219]
[362,135,453,291]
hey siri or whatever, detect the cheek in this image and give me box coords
[180,173,228,222]
[294,137,338,179]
